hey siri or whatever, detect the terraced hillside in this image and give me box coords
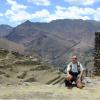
[0,49,65,85]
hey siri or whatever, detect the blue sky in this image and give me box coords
[0,0,100,26]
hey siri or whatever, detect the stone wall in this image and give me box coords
[94,32,100,75]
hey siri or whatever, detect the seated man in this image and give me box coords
[64,56,84,89]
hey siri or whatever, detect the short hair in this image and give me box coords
[71,56,77,59]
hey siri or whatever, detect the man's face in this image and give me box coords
[71,57,77,63]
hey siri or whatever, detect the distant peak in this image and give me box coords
[21,20,33,26]
[25,20,31,23]
[24,20,32,24]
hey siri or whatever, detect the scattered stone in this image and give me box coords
[4,74,10,78]
[0,71,6,75]
[17,71,27,79]
[24,77,36,82]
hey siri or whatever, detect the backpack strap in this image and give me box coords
[70,62,80,73]
[70,62,72,72]
[77,62,80,73]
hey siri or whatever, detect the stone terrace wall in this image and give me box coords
[94,32,100,75]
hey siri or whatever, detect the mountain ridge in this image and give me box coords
[0,24,13,37]
[1,19,99,67]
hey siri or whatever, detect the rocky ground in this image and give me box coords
[0,77,100,100]
[0,49,100,100]
[0,49,65,85]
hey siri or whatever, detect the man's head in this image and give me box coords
[71,56,78,63]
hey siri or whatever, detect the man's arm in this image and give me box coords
[67,71,70,76]
[66,63,71,76]
[65,63,72,80]
[79,70,84,79]
[79,63,84,79]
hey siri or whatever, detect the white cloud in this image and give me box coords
[42,6,93,22]
[32,9,50,18]
[64,0,100,5]
[67,6,95,15]
[0,13,3,16]
[5,10,32,21]
[94,8,100,21]
[6,0,27,10]
[37,6,100,22]
[4,0,100,23]
[5,0,32,22]
[5,0,50,22]
[56,6,67,10]
[28,0,50,6]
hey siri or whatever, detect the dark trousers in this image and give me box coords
[64,72,79,87]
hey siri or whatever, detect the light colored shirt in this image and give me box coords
[65,62,84,73]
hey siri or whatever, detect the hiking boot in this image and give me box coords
[67,86,72,89]
[67,84,72,89]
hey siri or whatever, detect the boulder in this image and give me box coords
[24,77,36,82]
[17,71,27,79]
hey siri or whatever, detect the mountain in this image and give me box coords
[0,38,25,53]
[0,24,13,37]
[6,19,100,67]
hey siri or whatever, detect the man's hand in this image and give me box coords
[65,74,73,81]
[76,78,84,89]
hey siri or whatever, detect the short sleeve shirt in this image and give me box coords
[65,62,84,73]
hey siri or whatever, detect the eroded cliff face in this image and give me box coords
[94,32,100,75]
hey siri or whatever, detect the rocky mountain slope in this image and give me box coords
[0,25,12,37]
[0,38,25,53]
[5,19,98,67]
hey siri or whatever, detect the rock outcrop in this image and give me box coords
[94,32,100,75]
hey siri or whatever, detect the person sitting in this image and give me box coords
[64,56,84,89]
